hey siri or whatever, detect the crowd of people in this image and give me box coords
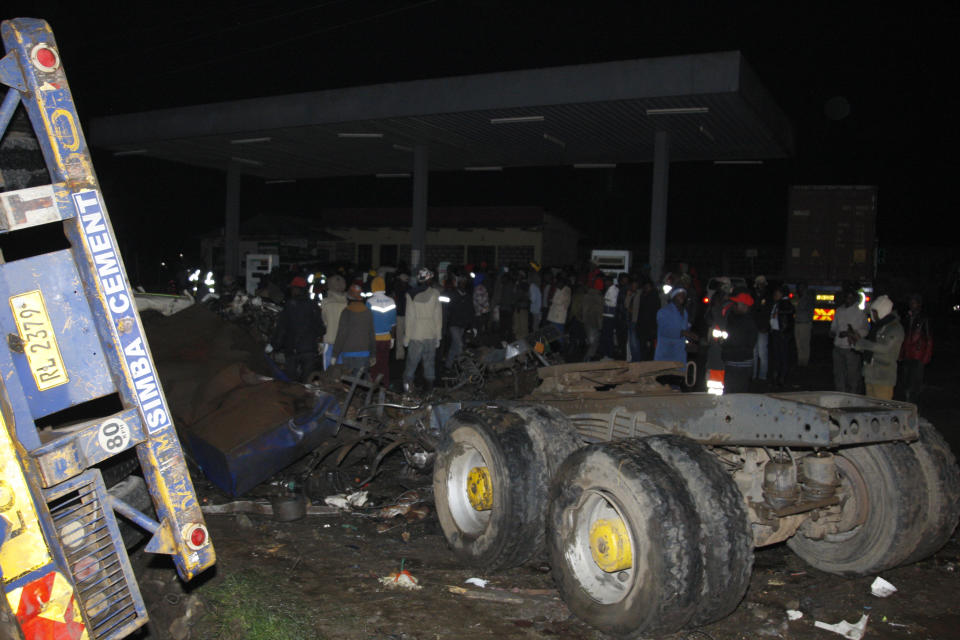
[264,261,934,402]
[701,277,934,401]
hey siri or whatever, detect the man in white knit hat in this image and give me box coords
[848,294,903,400]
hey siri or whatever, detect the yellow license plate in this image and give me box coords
[9,290,69,391]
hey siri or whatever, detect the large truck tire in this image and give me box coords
[902,420,960,565]
[433,407,554,571]
[505,404,583,558]
[644,435,753,626]
[788,441,926,575]
[546,440,702,638]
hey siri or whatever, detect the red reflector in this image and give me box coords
[190,526,206,548]
[36,47,57,69]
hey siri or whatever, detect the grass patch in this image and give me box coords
[202,569,324,640]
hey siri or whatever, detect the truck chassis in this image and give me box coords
[431,364,959,637]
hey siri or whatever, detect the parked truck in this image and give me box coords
[785,185,878,323]
[431,361,959,637]
[1,18,213,639]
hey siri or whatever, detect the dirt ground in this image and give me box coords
[126,326,960,640]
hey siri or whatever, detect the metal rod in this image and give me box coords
[95,607,136,634]
[78,564,123,596]
[53,503,99,529]
[95,609,136,637]
[76,559,121,590]
[95,609,137,638]
[84,580,129,612]
[68,538,114,568]
[64,523,110,557]
[107,494,161,533]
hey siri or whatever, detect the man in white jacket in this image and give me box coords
[830,288,869,393]
[547,274,571,344]
[599,275,619,359]
[403,268,443,393]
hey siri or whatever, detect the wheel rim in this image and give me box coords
[566,489,638,604]
[825,454,870,541]
[446,443,493,537]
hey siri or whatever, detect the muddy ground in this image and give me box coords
[127,327,960,640]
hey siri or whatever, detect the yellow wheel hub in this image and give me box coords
[466,466,493,511]
[589,517,633,572]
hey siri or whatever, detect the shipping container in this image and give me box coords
[784,185,877,283]
[785,185,877,322]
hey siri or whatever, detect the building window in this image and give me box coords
[357,244,372,270]
[467,245,496,268]
[379,244,398,267]
[496,245,534,268]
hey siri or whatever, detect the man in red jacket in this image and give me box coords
[899,293,933,404]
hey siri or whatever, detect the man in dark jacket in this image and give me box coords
[752,275,771,381]
[793,281,815,366]
[332,283,376,373]
[445,276,474,370]
[393,273,410,360]
[581,277,604,361]
[899,293,933,404]
[615,273,630,359]
[768,285,795,388]
[636,279,660,361]
[272,276,323,382]
[722,288,758,394]
[498,270,517,342]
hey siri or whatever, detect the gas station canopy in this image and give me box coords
[89,50,792,179]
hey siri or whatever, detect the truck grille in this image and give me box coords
[46,470,147,640]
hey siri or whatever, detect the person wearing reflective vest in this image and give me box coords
[721,288,758,394]
[332,283,376,372]
[367,276,397,386]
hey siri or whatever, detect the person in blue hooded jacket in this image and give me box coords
[654,287,697,363]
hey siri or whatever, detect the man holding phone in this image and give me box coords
[830,287,869,393]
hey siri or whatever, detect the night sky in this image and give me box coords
[3,2,958,274]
